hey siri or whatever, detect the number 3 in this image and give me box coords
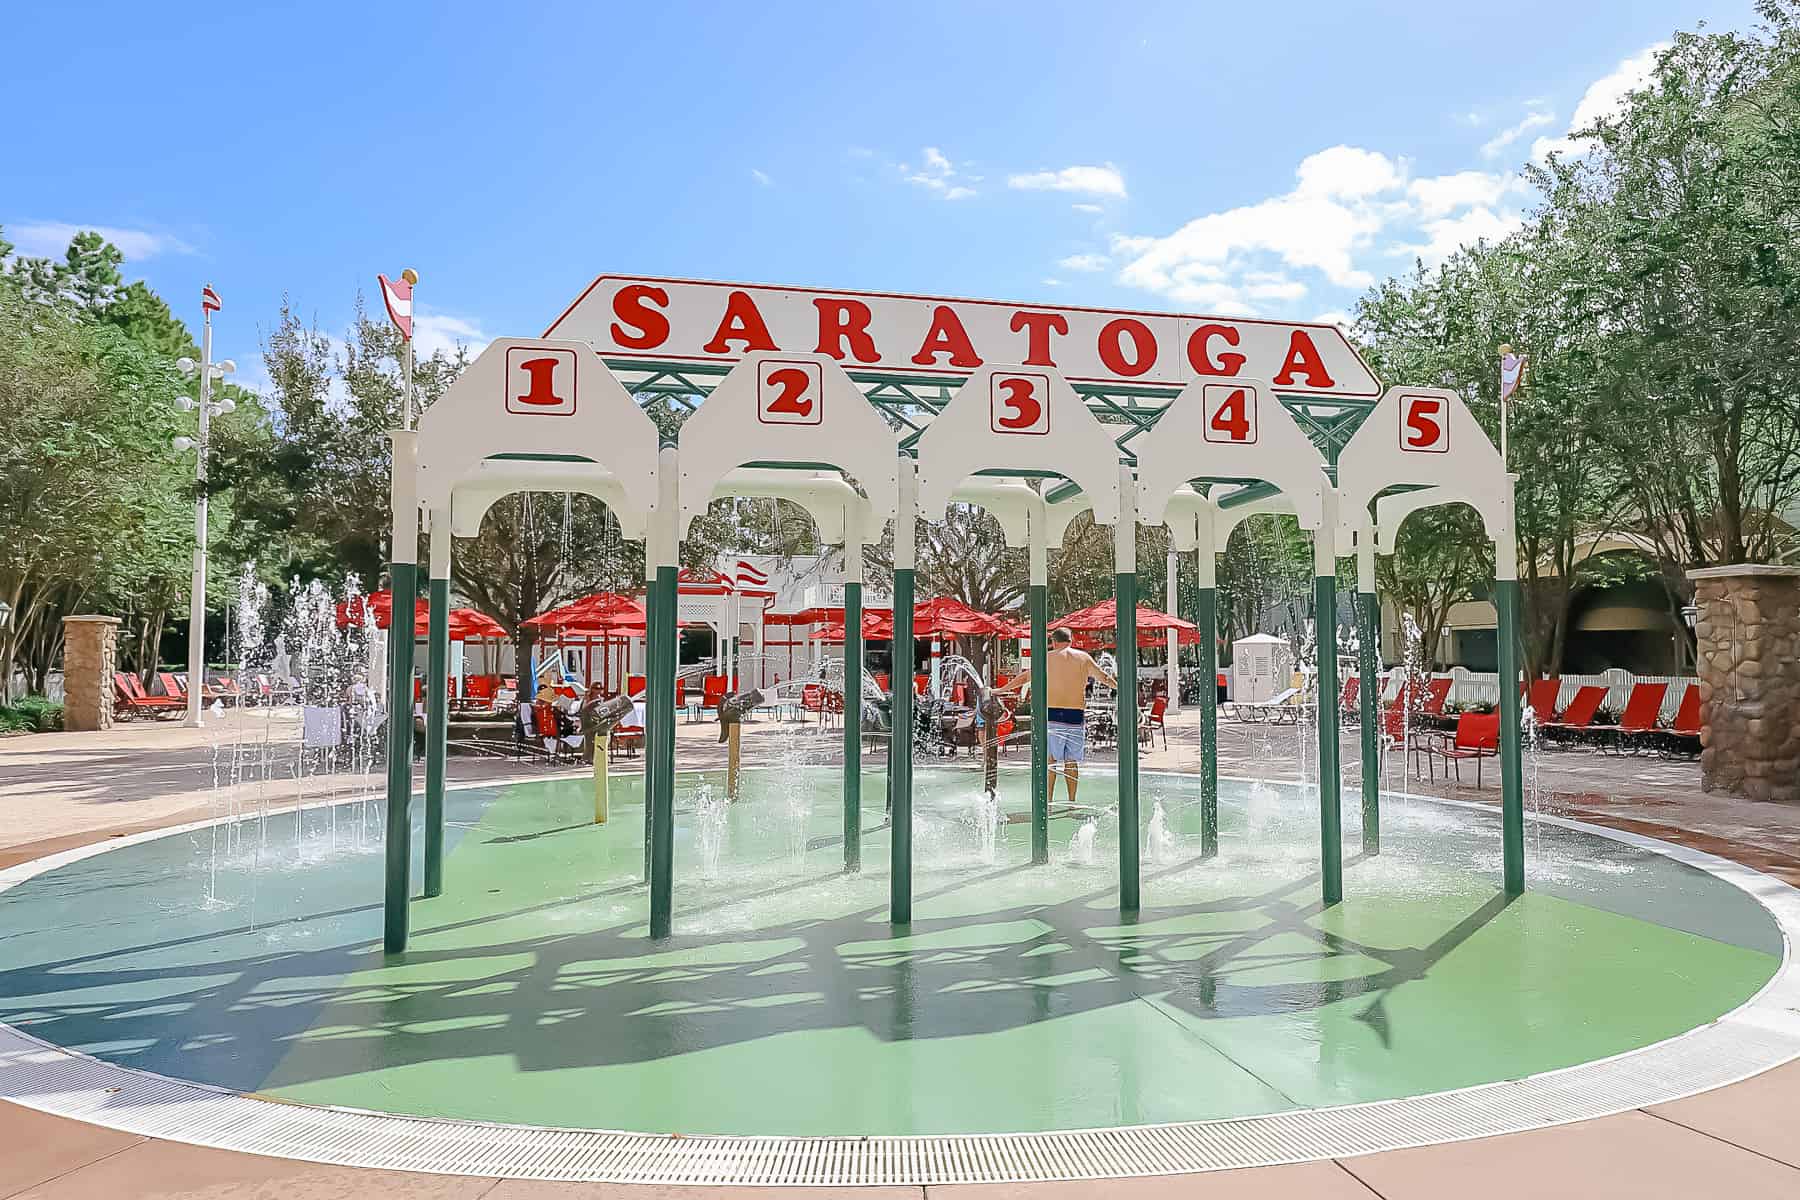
[990,373,1049,434]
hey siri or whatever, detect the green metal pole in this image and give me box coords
[649,563,677,938]
[1359,587,1380,856]
[1116,569,1139,913]
[424,575,449,898]
[381,429,419,957]
[1316,569,1342,906]
[642,584,658,883]
[890,566,915,923]
[1195,583,1219,857]
[1497,577,1525,894]
[843,579,863,872]
[382,560,417,954]
[1029,582,1049,864]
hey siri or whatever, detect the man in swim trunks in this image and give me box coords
[998,628,1116,807]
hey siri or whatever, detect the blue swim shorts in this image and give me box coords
[1046,707,1086,763]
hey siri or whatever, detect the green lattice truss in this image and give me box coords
[607,359,1374,504]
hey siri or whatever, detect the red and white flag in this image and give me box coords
[735,559,769,589]
[1499,350,1527,402]
[378,272,413,341]
[201,284,222,313]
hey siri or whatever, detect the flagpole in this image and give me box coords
[401,268,418,431]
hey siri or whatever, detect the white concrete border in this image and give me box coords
[0,779,1796,1186]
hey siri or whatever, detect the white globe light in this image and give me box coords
[176,357,196,376]
[174,396,197,412]
[214,397,236,414]
[218,358,237,374]
[172,436,196,452]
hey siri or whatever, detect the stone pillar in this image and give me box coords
[61,615,122,732]
[1690,565,1800,804]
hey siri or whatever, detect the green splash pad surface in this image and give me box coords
[0,765,1779,1136]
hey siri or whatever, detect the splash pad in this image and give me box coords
[6,275,1798,1185]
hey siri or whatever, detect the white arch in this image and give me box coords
[416,338,659,535]
[1339,386,1512,545]
[915,365,1120,529]
[677,352,898,541]
[1137,376,1326,530]
[448,459,648,540]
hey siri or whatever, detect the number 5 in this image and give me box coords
[1400,394,1448,452]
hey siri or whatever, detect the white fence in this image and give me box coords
[1368,667,1697,722]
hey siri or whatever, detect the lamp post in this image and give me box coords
[172,287,236,727]
[0,599,12,704]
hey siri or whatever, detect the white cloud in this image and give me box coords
[1041,278,1064,287]
[1057,253,1109,272]
[1111,144,1528,314]
[1532,43,1669,160]
[1480,108,1555,159]
[1113,146,1405,302]
[750,168,772,187]
[8,221,193,262]
[1072,202,1103,213]
[1312,310,1352,329]
[1410,206,1524,266]
[1407,170,1515,218]
[904,145,978,200]
[1293,145,1405,198]
[413,310,490,361]
[1008,164,1127,199]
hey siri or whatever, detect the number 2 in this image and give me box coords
[1401,395,1448,452]
[764,368,813,416]
[756,360,823,425]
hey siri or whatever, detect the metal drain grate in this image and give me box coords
[1,808,1797,1185]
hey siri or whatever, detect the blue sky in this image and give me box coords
[2,1,1757,386]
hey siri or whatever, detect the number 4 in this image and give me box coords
[1203,384,1257,444]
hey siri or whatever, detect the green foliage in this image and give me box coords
[0,696,64,733]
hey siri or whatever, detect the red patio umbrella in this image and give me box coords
[523,592,648,634]
[1050,598,1201,645]
[911,596,1018,638]
[336,590,507,640]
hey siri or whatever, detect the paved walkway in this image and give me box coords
[2,707,1799,1197]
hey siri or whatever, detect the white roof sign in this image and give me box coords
[545,274,1380,397]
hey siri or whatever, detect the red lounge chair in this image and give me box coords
[1541,685,1607,745]
[701,675,729,716]
[1590,681,1670,753]
[1420,677,1453,718]
[914,674,929,696]
[628,675,646,699]
[1146,694,1169,749]
[873,672,891,692]
[1419,712,1501,786]
[1524,677,1561,722]
[609,720,644,758]
[1647,686,1702,758]
[673,678,687,709]
[802,683,825,722]
[114,673,181,718]
[1339,675,1360,724]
